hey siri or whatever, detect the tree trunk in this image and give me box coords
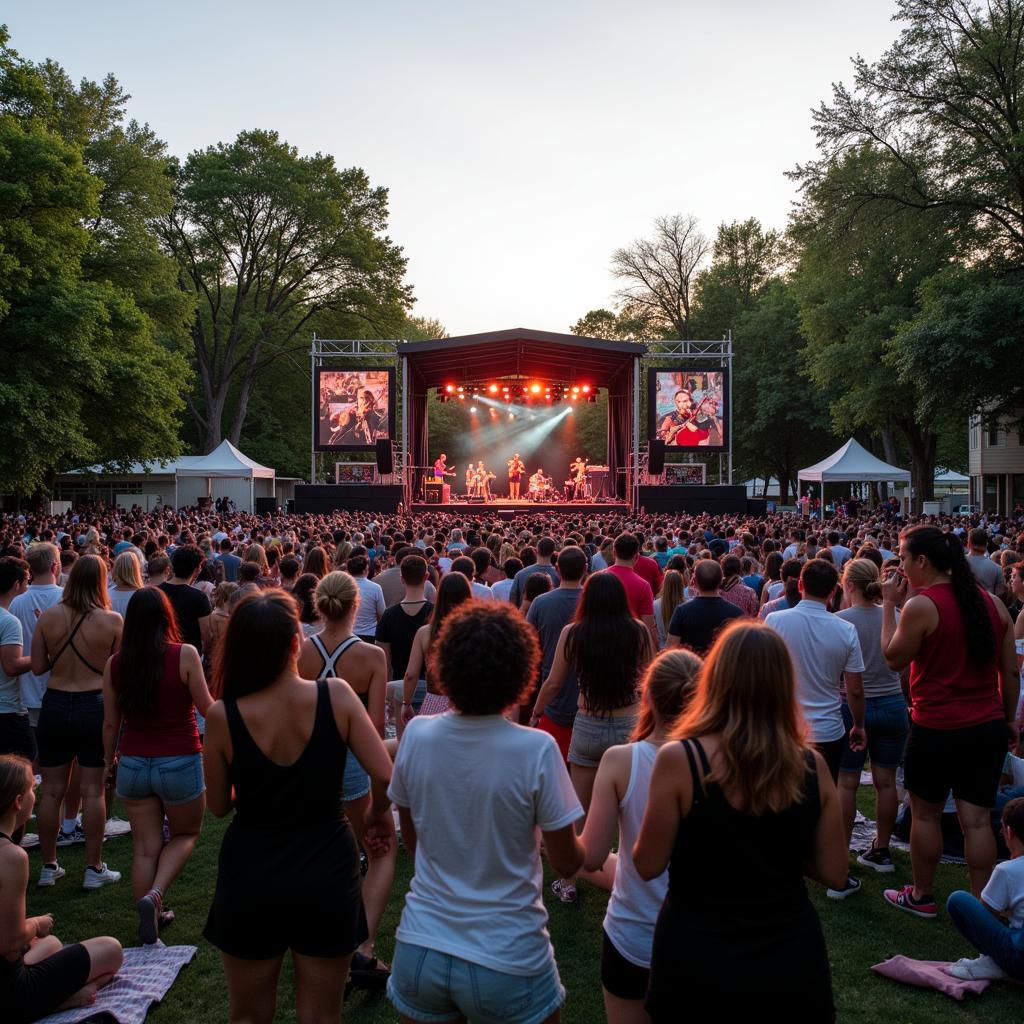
[881,424,899,466]
[901,424,937,512]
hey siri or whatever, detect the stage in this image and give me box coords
[410,500,628,518]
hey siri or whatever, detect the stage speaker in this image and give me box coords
[375,438,394,475]
[648,439,666,475]
[286,498,295,513]
[424,482,449,505]
[255,497,277,514]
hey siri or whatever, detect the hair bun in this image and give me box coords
[864,580,883,600]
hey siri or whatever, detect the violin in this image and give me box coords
[658,394,716,444]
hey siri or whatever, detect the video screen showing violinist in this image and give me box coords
[315,368,395,451]
[649,369,727,451]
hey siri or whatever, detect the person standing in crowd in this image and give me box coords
[765,559,866,789]
[146,554,171,589]
[531,572,652,903]
[216,538,241,583]
[718,555,759,617]
[605,534,657,647]
[967,527,1006,597]
[10,544,63,748]
[509,537,560,606]
[759,557,803,619]
[834,559,909,877]
[664,560,743,656]
[827,531,853,568]
[526,546,587,761]
[377,555,433,737]
[159,546,211,658]
[31,555,123,890]
[401,572,473,722]
[0,558,32,771]
[348,554,386,644]
[298,571,394,989]
[0,754,124,1022]
[581,648,702,1024]
[203,590,393,1024]
[375,547,437,608]
[102,588,213,942]
[652,569,687,651]
[107,551,143,617]
[881,525,1018,918]
[387,602,584,1024]
[634,622,847,1021]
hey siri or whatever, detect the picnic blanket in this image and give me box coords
[20,817,132,850]
[34,943,197,1024]
[852,811,966,866]
[871,956,990,1000]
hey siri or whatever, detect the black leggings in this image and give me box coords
[2,943,91,1024]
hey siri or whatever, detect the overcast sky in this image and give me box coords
[7,0,901,336]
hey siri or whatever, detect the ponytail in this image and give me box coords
[902,526,995,668]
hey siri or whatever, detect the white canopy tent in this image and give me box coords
[173,440,276,513]
[798,438,911,486]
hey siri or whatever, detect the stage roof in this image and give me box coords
[401,328,645,388]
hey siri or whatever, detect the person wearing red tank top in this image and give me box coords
[880,526,1020,920]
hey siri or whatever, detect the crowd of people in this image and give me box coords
[0,500,1023,1022]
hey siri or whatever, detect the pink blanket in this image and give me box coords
[871,956,989,1000]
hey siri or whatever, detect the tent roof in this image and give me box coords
[61,455,203,478]
[798,438,910,483]
[401,328,644,389]
[934,467,969,483]
[175,440,275,479]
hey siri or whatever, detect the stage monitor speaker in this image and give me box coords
[424,482,450,505]
[255,497,277,514]
[375,439,394,475]
[648,439,666,475]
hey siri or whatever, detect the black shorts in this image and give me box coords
[36,690,105,769]
[903,718,1007,808]
[2,943,91,1024]
[601,928,650,1001]
[0,713,36,760]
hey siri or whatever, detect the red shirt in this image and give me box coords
[634,554,664,597]
[605,564,654,619]
[111,644,201,757]
[909,583,1004,729]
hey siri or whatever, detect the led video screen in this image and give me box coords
[648,368,728,452]
[315,368,395,452]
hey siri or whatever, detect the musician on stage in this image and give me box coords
[507,453,525,499]
[528,468,547,501]
[474,460,495,500]
[432,453,455,481]
[570,457,588,500]
[329,388,386,446]
[657,388,716,446]
[465,465,476,496]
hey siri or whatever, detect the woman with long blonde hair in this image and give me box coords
[652,569,686,650]
[108,551,143,616]
[634,620,846,1020]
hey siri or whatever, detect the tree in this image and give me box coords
[801,0,1024,265]
[730,280,835,504]
[404,315,448,341]
[161,129,413,452]
[610,214,711,339]
[0,29,187,496]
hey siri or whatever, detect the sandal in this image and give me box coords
[158,908,175,931]
[348,951,390,991]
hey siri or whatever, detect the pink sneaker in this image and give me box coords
[883,884,937,919]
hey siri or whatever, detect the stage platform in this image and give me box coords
[411,501,628,519]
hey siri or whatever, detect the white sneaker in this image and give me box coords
[946,954,1009,980]
[82,863,121,890]
[38,863,66,887]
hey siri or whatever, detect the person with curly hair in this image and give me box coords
[387,603,584,1024]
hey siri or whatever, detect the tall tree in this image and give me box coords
[161,129,413,451]
[0,29,187,495]
[610,214,711,339]
[801,0,1024,265]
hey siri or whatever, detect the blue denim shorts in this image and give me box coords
[387,940,565,1024]
[568,711,638,768]
[840,693,910,773]
[116,753,205,806]
[342,749,370,802]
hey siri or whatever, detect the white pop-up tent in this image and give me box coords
[174,440,276,512]
[798,438,911,486]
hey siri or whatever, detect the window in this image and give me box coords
[986,423,1005,448]
[969,416,981,450]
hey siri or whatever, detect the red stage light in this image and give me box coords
[489,384,499,394]
[457,386,464,393]
[458,393,465,400]
[571,386,580,394]
[530,383,541,394]
[582,384,591,394]
[445,384,455,394]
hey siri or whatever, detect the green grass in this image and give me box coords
[24,792,1023,1023]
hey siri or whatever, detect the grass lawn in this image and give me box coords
[24,791,1022,1024]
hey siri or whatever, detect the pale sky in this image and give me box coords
[7,0,900,336]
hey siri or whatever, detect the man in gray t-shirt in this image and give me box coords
[966,529,1005,596]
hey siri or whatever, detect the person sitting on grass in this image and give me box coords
[946,796,1024,981]
[0,754,123,1023]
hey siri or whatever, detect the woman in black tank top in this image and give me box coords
[202,590,393,1023]
[634,621,848,1020]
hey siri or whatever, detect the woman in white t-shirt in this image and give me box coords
[387,603,585,1024]
[581,648,702,1024]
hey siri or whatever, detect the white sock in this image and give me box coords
[62,818,78,833]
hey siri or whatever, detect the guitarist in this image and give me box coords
[658,389,715,446]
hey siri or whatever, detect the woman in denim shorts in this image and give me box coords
[102,588,213,943]
[531,572,653,902]
[297,570,394,989]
